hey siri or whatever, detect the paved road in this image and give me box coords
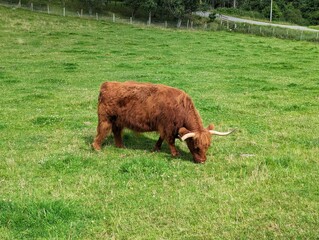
[195,11,319,32]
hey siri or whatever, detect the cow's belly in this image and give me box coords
[115,114,158,133]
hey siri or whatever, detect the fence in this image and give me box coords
[1,1,319,43]
[218,17,319,42]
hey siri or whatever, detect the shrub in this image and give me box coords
[208,12,217,22]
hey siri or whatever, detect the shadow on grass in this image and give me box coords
[84,132,194,163]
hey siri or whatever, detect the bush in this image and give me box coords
[189,14,208,26]
[262,2,283,20]
[198,3,211,11]
[217,7,264,20]
[308,10,319,25]
[208,12,217,22]
[283,3,308,25]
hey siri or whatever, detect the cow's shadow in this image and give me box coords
[85,131,194,162]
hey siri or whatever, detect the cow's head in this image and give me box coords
[179,124,234,163]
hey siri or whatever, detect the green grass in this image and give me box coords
[1,5,319,239]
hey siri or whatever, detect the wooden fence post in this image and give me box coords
[31,3,33,11]
[63,7,66,16]
[148,11,151,25]
[47,4,50,14]
[113,13,115,22]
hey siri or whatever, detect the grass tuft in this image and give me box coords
[32,116,63,127]
[0,200,94,239]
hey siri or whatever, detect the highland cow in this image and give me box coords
[92,81,234,163]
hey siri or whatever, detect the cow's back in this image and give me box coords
[98,81,191,132]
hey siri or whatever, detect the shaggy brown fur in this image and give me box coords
[92,81,215,163]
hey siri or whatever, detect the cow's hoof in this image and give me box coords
[194,159,206,164]
[115,144,125,148]
[171,152,180,157]
[152,146,161,152]
[92,142,101,151]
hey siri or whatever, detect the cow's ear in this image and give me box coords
[178,127,190,136]
[178,127,195,141]
[207,124,215,131]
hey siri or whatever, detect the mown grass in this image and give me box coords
[0,6,319,239]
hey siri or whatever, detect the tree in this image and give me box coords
[124,0,143,18]
[283,3,305,25]
[142,0,158,24]
[163,0,198,27]
[300,0,319,25]
[262,1,283,20]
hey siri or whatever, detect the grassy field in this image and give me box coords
[0,6,319,239]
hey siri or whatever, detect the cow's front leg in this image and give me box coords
[112,125,124,148]
[92,117,112,151]
[168,137,179,157]
[153,137,164,152]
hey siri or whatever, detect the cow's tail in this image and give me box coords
[98,82,109,104]
[98,92,103,104]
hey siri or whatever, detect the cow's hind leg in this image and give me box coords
[112,125,124,148]
[153,137,164,152]
[92,117,112,151]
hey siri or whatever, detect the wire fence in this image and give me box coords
[1,1,319,43]
[217,17,319,42]
[0,1,200,29]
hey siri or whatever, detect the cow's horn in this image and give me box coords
[181,132,196,141]
[209,129,235,136]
